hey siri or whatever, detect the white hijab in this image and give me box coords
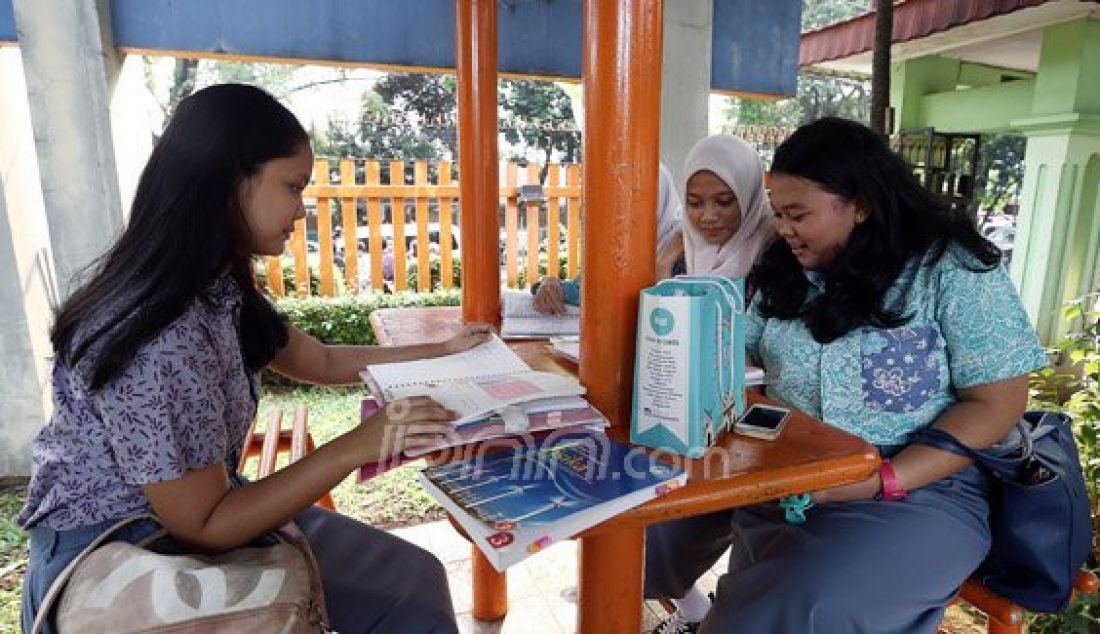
[682,135,774,279]
[655,162,683,255]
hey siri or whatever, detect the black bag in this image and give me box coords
[911,411,1093,612]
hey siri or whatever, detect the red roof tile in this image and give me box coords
[800,0,1049,66]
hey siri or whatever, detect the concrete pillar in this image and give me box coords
[660,0,711,188]
[13,0,124,299]
[0,187,49,476]
[0,49,54,476]
[1011,19,1100,343]
[889,55,960,132]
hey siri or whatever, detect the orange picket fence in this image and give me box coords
[261,159,582,297]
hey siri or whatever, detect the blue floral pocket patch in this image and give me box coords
[861,325,943,412]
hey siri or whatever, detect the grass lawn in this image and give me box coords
[1,484,29,632]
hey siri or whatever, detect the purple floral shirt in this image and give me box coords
[18,277,260,531]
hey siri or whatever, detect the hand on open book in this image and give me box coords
[443,323,495,355]
[352,396,458,464]
[532,277,566,315]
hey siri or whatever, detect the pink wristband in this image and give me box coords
[878,458,907,501]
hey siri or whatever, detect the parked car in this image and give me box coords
[984,225,1016,265]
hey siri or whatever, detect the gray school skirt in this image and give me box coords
[645,455,992,634]
[22,505,457,634]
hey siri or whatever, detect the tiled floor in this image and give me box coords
[389,520,726,634]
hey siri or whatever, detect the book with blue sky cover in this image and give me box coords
[419,431,687,571]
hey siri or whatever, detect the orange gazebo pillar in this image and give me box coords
[456,0,501,327]
[577,1,663,633]
[579,0,663,428]
[455,1,508,621]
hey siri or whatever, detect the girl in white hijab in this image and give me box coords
[658,135,775,281]
[655,161,685,254]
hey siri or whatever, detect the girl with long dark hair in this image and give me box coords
[645,117,1046,633]
[19,84,482,633]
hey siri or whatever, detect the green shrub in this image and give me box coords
[516,254,572,288]
[263,291,461,387]
[1027,295,1100,631]
[406,256,463,292]
[276,291,461,346]
[255,261,346,297]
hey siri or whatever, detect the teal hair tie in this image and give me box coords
[779,493,815,525]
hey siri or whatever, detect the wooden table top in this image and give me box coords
[369,305,880,533]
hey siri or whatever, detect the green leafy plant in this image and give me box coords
[255,262,345,297]
[1027,294,1100,631]
[275,291,461,346]
[516,254,571,289]
[263,291,460,387]
[405,256,463,292]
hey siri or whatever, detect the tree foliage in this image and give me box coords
[725,74,870,129]
[498,79,581,166]
[974,134,1027,217]
[801,0,869,31]
[365,73,458,159]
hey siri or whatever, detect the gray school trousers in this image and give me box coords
[644,462,992,634]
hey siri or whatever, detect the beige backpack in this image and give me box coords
[32,515,330,633]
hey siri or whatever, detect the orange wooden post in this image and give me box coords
[415,160,431,292]
[505,162,519,287]
[439,161,455,290]
[264,256,284,297]
[566,164,581,277]
[578,527,644,633]
[470,547,508,621]
[579,0,663,430]
[259,409,283,477]
[547,163,561,277]
[525,163,540,285]
[315,159,335,297]
[290,217,309,297]
[391,160,408,292]
[456,0,501,326]
[340,159,359,295]
[366,161,384,292]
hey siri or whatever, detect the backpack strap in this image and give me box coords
[910,420,1036,475]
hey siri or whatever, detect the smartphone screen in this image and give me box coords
[739,406,788,430]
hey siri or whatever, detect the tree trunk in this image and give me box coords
[870,0,893,136]
[167,58,199,118]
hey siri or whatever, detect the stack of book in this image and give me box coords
[359,335,687,571]
[359,335,608,460]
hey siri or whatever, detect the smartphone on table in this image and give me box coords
[733,404,790,440]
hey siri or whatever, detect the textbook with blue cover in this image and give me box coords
[419,431,687,571]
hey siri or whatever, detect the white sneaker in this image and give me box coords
[652,612,702,634]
